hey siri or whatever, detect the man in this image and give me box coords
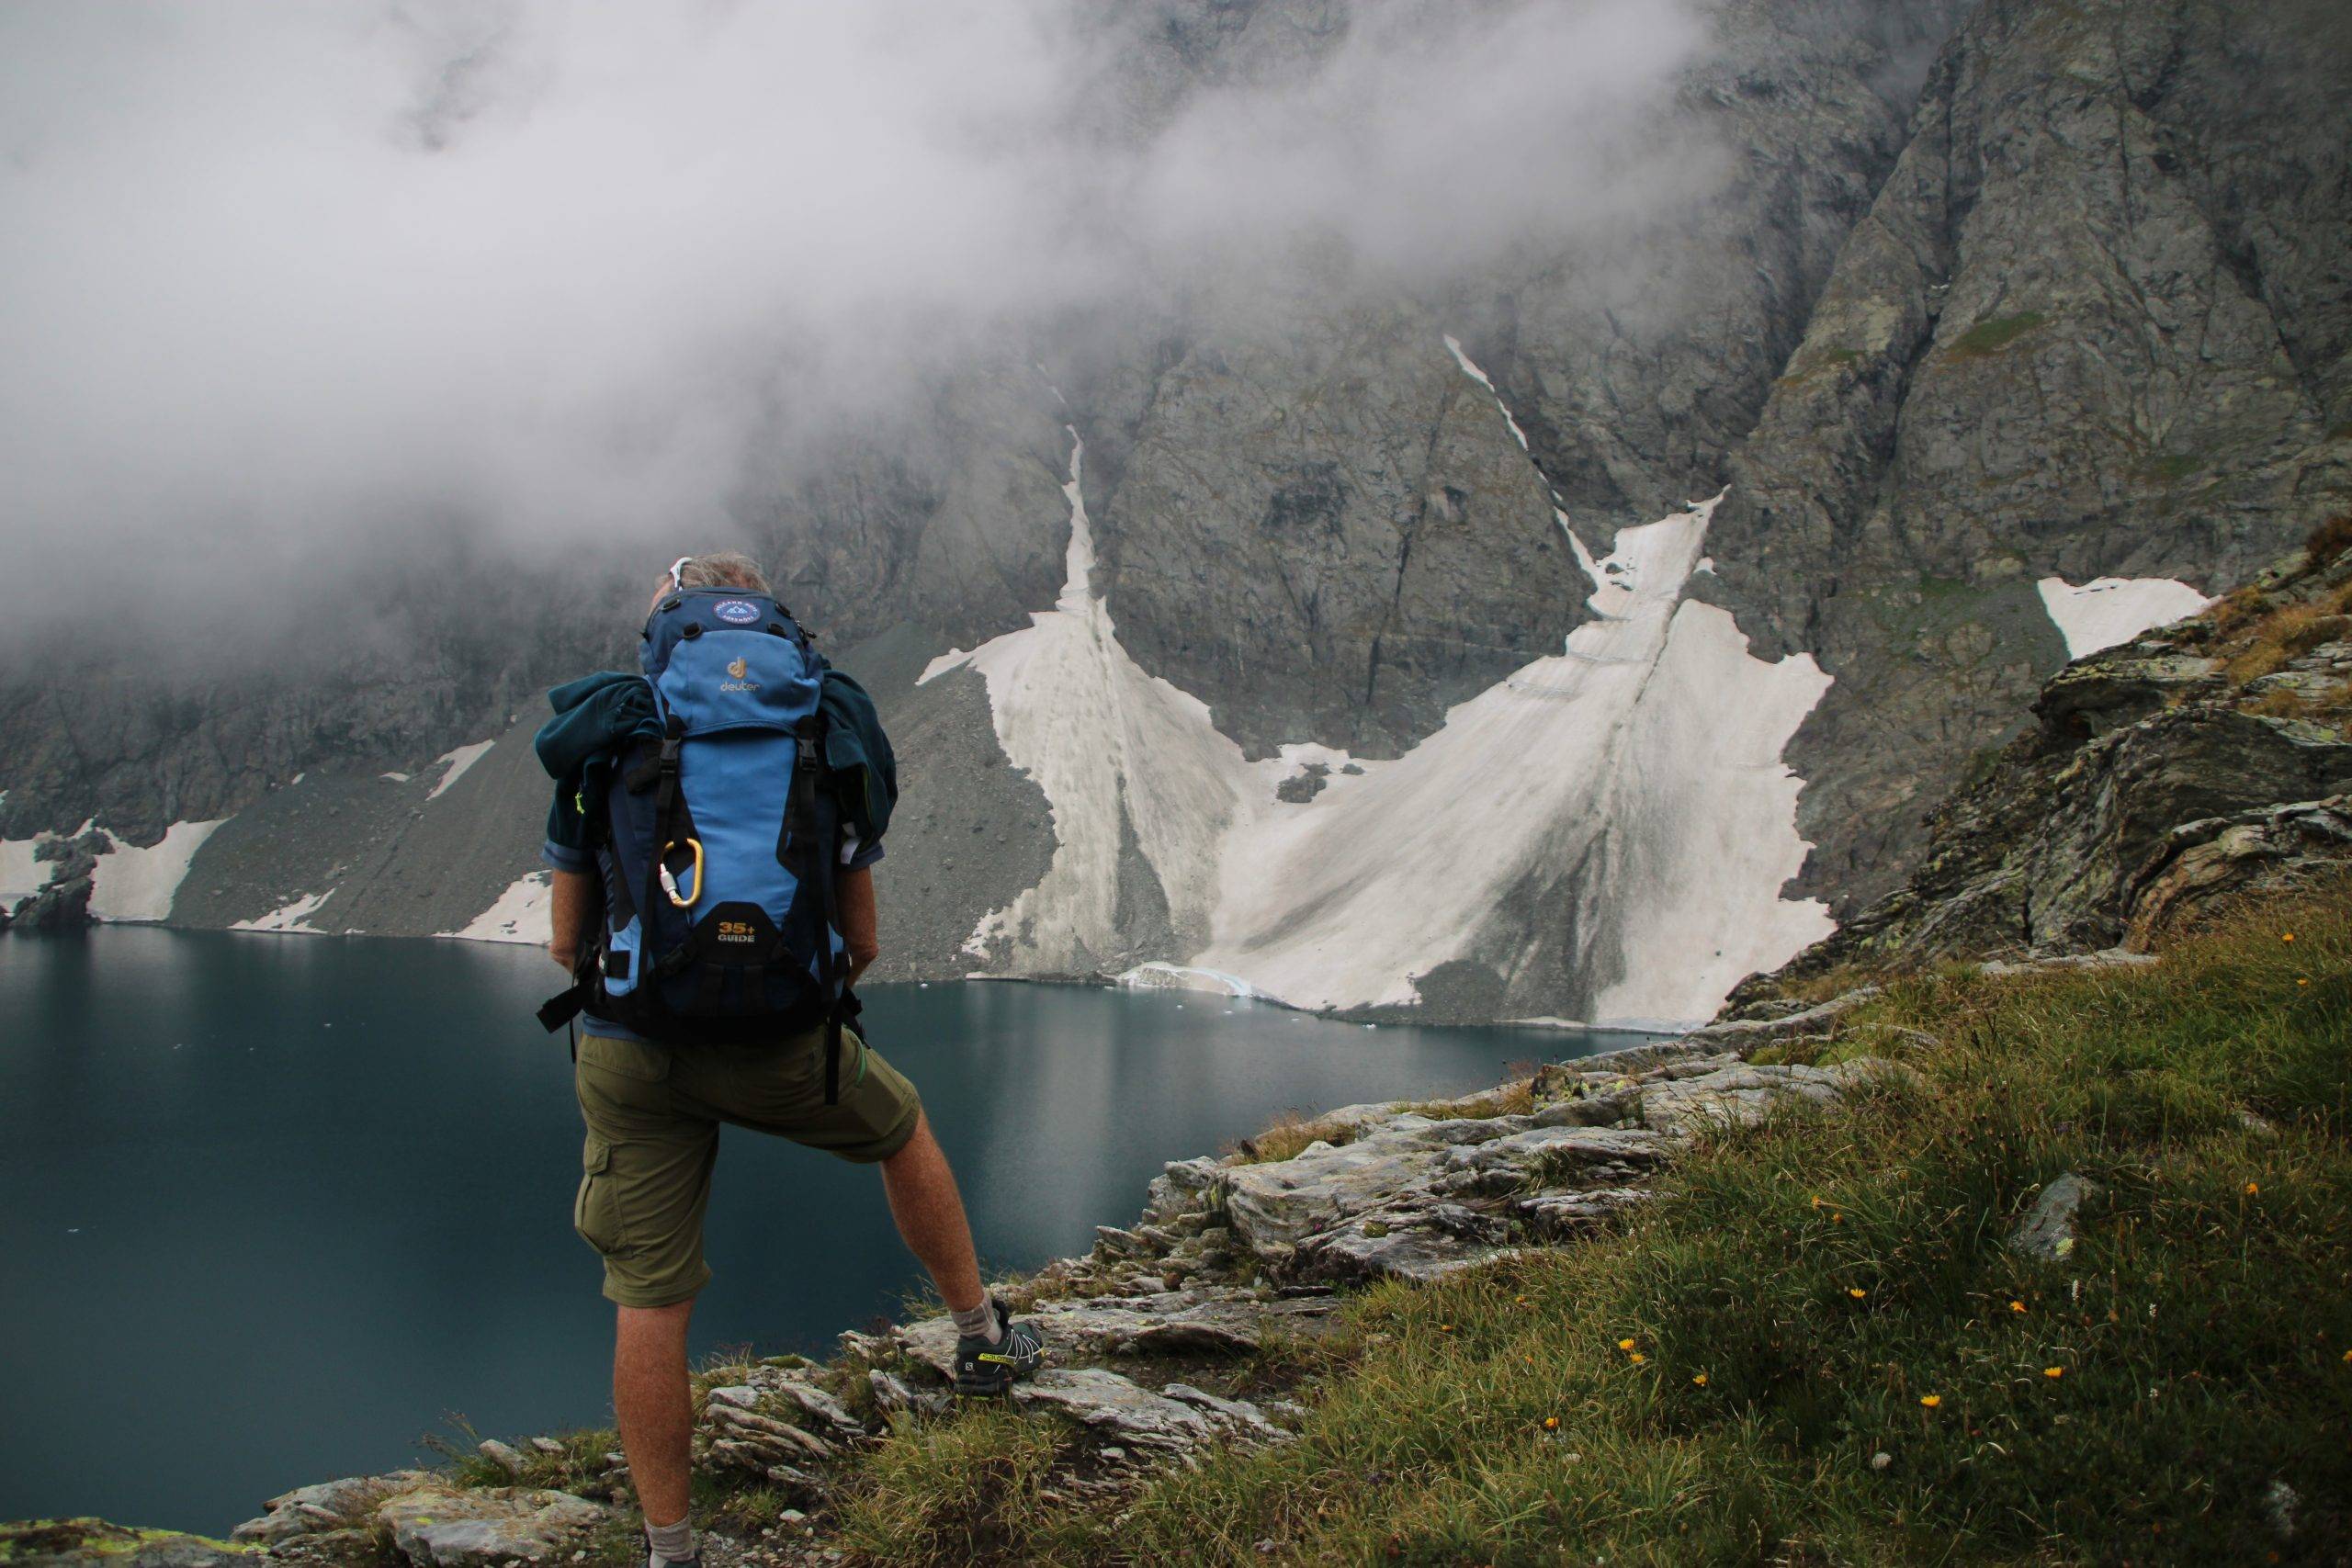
[540,551,1041,1568]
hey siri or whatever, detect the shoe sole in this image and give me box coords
[954,1350,1040,1396]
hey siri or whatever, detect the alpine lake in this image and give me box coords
[0,929,1650,1533]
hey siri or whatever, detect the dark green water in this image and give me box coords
[0,929,1645,1533]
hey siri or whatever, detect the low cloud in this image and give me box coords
[0,0,1717,620]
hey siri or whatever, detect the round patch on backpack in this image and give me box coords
[714,600,760,624]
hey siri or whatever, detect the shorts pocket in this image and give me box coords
[573,1136,623,1253]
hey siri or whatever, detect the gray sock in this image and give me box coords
[645,1514,695,1566]
[951,1298,1003,1345]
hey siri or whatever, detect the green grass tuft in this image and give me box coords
[1949,310,2049,357]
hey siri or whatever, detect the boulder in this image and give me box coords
[374,1486,605,1568]
[2008,1172,2104,1264]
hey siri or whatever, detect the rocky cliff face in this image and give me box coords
[5,0,2348,1026]
[1737,519,2352,999]
[1698,0,2352,908]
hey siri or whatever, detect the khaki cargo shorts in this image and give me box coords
[571,1023,922,1307]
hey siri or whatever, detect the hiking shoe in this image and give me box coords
[953,1299,1044,1396]
[645,1552,699,1568]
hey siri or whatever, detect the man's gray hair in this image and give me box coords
[670,550,774,596]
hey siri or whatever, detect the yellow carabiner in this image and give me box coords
[662,838,705,908]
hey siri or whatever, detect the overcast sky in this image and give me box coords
[0,0,1718,615]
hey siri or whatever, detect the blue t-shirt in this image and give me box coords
[542,782,881,1042]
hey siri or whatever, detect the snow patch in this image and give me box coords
[87,820,226,922]
[0,835,51,903]
[922,426,1248,971]
[926,355,1837,1028]
[1191,495,1833,1024]
[380,771,412,784]
[440,871,555,945]
[4,819,225,920]
[232,889,337,934]
[2036,576,2211,660]
[427,740,495,801]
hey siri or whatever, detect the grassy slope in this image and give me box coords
[829,875,2352,1564]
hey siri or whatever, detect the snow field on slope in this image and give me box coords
[922,429,1248,972]
[1,819,226,922]
[924,345,1838,1027]
[427,740,496,800]
[232,889,337,934]
[2037,576,2211,660]
[439,870,554,945]
[86,821,228,922]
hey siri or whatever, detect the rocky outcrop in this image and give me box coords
[5,831,101,930]
[2,1520,252,1568]
[216,1474,608,1568]
[1737,528,2352,991]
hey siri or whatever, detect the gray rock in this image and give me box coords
[763,1376,865,1437]
[702,1400,832,1471]
[475,1440,526,1478]
[1010,1368,1287,1452]
[1,1522,254,1568]
[1292,1204,1516,1286]
[233,1471,432,1544]
[867,1369,951,1418]
[375,1487,605,1568]
[1515,1187,1653,1239]
[1012,1368,1219,1450]
[891,1286,1336,1379]
[1160,1384,1294,1444]
[1636,1063,1848,1137]
[2007,1173,2104,1264]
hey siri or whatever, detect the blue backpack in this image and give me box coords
[569,588,859,1096]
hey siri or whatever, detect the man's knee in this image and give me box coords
[880,1109,936,1168]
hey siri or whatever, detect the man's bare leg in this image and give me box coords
[614,1300,695,1548]
[879,1111,984,1313]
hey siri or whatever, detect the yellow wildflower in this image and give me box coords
[1628,1351,1646,1365]
[2282,931,2296,942]
[1919,1394,1941,1409]
[1832,1212,1845,1224]
[2009,1300,2028,1314]
[1810,1195,1824,1209]
[1848,1287,1868,1299]
[1691,1373,1709,1387]
[1618,1337,1637,1352]
[2245,1181,2260,1196]
[2043,1366,2064,1380]
[1543,1416,1560,1430]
